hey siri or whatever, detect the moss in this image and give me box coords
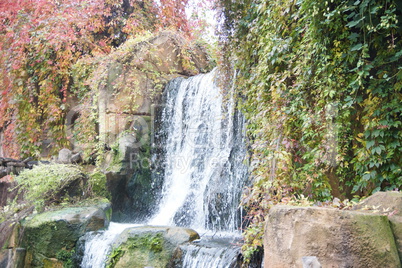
[111,232,171,268]
[20,200,110,267]
[21,219,78,267]
[15,164,87,209]
[89,171,110,198]
[351,212,400,263]
[128,233,164,252]
[105,206,112,222]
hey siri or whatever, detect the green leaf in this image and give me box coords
[350,43,363,51]
[362,173,371,181]
[346,17,365,28]
[366,140,375,149]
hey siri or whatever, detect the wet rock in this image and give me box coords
[20,200,111,267]
[264,205,400,268]
[109,226,199,268]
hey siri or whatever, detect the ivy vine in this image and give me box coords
[217,0,402,262]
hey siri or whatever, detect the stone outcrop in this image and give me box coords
[108,226,199,268]
[264,198,402,268]
[0,200,111,268]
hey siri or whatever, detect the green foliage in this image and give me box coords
[106,246,124,268]
[218,0,402,262]
[15,164,85,209]
[56,249,75,268]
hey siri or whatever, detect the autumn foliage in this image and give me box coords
[0,0,195,157]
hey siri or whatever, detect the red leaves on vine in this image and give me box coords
[0,0,201,157]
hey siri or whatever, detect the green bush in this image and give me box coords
[16,164,86,208]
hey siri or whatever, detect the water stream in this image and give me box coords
[81,69,248,267]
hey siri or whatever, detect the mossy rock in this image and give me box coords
[353,191,402,262]
[107,226,199,268]
[20,200,111,267]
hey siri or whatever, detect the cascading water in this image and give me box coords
[80,223,139,268]
[149,69,248,266]
[149,69,247,232]
[80,69,248,267]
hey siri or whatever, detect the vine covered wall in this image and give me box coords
[217,0,402,261]
[0,0,201,158]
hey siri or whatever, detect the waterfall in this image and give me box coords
[180,237,242,268]
[80,69,248,267]
[149,69,247,233]
[80,223,139,268]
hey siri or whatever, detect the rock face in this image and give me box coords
[264,204,401,268]
[18,201,111,267]
[81,31,212,221]
[108,226,199,268]
[0,176,19,207]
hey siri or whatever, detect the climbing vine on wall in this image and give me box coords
[0,0,200,157]
[217,0,402,261]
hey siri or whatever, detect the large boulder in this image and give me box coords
[264,205,400,268]
[108,226,199,268]
[19,200,111,267]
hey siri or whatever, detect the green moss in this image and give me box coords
[21,220,78,266]
[351,212,400,261]
[109,232,173,268]
[105,206,112,222]
[89,171,110,198]
[16,164,86,209]
[128,233,164,252]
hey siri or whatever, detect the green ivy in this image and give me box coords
[217,0,402,262]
